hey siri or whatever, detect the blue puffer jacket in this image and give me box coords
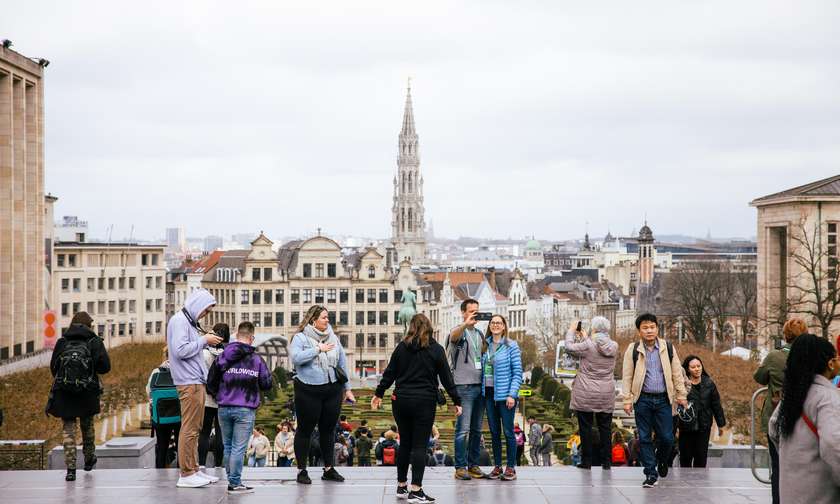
[481,335,523,402]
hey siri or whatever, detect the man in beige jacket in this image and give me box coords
[621,313,687,489]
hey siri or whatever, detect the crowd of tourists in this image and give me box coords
[45,287,840,502]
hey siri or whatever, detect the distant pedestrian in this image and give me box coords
[146,346,180,469]
[539,424,554,466]
[527,416,542,466]
[610,432,629,467]
[47,312,111,482]
[513,423,525,467]
[247,426,270,467]
[274,422,294,467]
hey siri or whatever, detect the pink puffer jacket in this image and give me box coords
[564,330,618,413]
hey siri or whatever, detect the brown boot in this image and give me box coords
[454,467,471,480]
[468,465,487,479]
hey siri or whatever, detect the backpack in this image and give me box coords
[632,341,674,369]
[150,367,181,425]
[55,339,96,393]
[446,327,483,370]
[611,444,627,465]
[206,357,223,397]
[433,451,446,466]
[382,446,397,466]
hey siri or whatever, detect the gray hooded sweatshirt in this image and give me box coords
[166,289,216,386]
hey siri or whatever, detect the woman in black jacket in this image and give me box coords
[46,312,111,481]
[677,355,725,468]
[372,314,462,504]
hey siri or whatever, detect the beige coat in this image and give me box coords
[621,338,687,414]
[769,375,840,504]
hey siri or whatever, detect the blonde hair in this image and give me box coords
[298,305,328,333]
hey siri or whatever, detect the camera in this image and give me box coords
[474,312,493,322]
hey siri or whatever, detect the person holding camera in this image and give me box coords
[373,313,462,503]
[290,305,355,485]
[167,288,223,488]
[565,317,618,470]
[447,298,488,480]
[482,314,522,480]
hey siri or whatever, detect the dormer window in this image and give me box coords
[368,265,376,278]
[252,268,261,281]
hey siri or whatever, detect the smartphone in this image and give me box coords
[474,312,493,322]
[576,321,582,332]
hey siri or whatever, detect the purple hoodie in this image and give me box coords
[216,341,273,409]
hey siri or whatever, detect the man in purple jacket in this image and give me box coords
[215,321,274,494]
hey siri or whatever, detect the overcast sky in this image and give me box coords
[6,1,839,242]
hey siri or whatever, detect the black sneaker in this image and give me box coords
[227,484,255,494]
[83,455,97,471]
[602,463,611,471]
[642,476,658,488]
[396,485,409,499]
[408,489,436,503]
[65,469,76,482]
[296,469,312,485]
[322,467,345,482]
[657,462,669,478]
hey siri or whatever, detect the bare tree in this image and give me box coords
[783,217,840,338]
[707,261,737,350]
[732,270,757,346]
[662,261,718,343]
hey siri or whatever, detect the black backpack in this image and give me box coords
[55,339,96,393]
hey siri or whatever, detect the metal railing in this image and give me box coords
[750,387,771,484]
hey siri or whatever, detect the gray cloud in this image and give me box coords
[5,0,839,241]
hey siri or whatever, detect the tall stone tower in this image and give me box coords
[637,222,655,285]
[390,81,426,263]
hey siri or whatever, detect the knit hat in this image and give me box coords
[70,311,94,328]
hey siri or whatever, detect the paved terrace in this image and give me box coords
[2,466,770,504]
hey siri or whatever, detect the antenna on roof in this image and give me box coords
[128,225,134,244]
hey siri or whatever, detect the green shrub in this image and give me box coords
[531,366,545,385]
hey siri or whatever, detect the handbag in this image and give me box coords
[436,388,447,406]
[332,365,349,385]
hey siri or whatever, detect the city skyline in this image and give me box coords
[7,1,839,240]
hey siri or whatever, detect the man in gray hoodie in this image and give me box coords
[167,288,222,488]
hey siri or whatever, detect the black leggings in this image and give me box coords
[198,406,223,467]
[678,428,711,468]
[392,395,436,487]
[577,411,612,467]
[153,422,180,469]
[293,380,344,470]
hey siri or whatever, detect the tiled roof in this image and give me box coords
[751,174,840,205]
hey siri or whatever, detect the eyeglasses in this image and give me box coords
[489,321,504,326]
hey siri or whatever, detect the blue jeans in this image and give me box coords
[634,393,674,479]
[454,384,483,468]
[485,391,517,468]
[248,455,266,467]
[218,407,256,486]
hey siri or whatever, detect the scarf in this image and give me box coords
[303,324,340,374]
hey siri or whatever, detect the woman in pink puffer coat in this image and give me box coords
[564,316,618,469]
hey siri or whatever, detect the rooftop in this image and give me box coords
[750,174,840,206]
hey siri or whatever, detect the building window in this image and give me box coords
[367,289,376,303]
[156,277,162,289]
[356,311,364,325]
[156,299,162,312]
[72,302,81,314]
[368,333,376,348]
[87,301,95,314]
[291,289,300,304]
[379,333,387,348]
[339,311,348,325]
[242,313,250,322]
[118,277,125,290]
[118,323,126,337]
[57,254,65,267]
[291,312,300,327]
[367,311,376,325]
[379,311,388,325]
[129,277,136,289]
[142,254,148,266]
[129,300,136,313]
[98,301,105,314]
[98,277,105,291]
[252,268,261,281]
[394,311,400,324]
[328,312,336,326]
[252,290,261,304]
[145,300,152,312]
[355,333,364,349]
[152,254,159,266]
[315,289,324,304]
[339,333,348,348]
[263,268,273,281]
[61,278,70,292]
[328,263,337,278]
[242,289,250,305]
[275,289,284,304]
[68,255,77,267]
[145,322,152,335]
[303,263,312,278]
[302,289,312,304]
[61,303,69,316]
[829,223,838,290]
[87,278,95,291]
[155,321,162,333]
[327,289,336,304]
[356,289,364,303]
[315,263,324,278]
[264,313,272,327]
[394,333,402,346]
[339,288,349,303]
[379,289,388,303]
[275,312,284,327]
[146,277,153,289]
[119,300,126,313]
[368,265,375,278]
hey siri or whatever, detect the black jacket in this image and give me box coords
[47,325,111,419]
[375,339,461,406]
[683,375,726,432]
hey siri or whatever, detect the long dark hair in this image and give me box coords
[777,333,836,438]
[682,354,709,378]
[404,313,433,348]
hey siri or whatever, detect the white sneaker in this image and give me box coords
[197,471,220,483]
[177,473,211,488]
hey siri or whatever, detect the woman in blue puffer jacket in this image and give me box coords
[481,314,523,481]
